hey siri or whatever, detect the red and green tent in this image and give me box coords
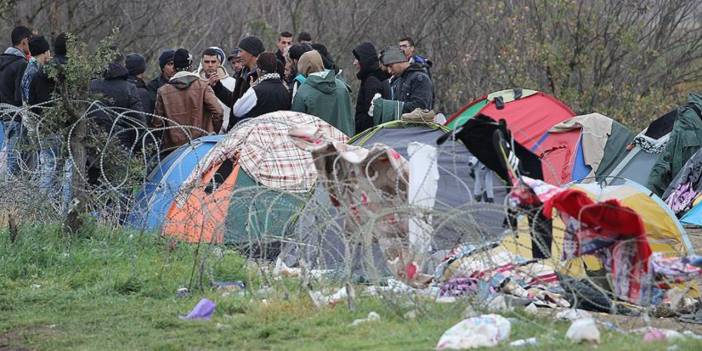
[445,89,576,148]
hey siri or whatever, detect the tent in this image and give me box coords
[444,88,576,148]
[605,109,677,186]
[161,111,347,245]
[666,147,702,225]
[128,135,223,230]
[534,113,633,185]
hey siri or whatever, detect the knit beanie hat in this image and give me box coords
[227,48,241,60]
[158,49,175,69]
[29,36,50,56]
[53,33,68,56]
[256,52,277,74]
[380,46,407,65]
[173,48,192,71]
[238,36,265,57]
[125,53,146,76]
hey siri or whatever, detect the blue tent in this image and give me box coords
[128,135,223,230]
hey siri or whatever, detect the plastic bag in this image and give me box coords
[436,314,511,350]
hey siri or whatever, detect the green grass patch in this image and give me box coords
[1,224,701,350]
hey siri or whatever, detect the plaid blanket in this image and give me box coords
[181,111,348,194]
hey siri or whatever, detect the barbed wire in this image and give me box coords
[2,102,702,342]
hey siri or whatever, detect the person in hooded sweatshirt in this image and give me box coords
[153,48,223,152]
[231,52,290,122]
[89,54,146,149]
[291,50,354,136]
[0,26,32,177]
[352,42,390,134]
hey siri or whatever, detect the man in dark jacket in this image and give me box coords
[0,26,32,108]
[232,52,290,122]
[89,56,145,149]
[212,36,264,131]
[352,42,390,134]
[146,49,175,102]
[274,31,293,77]
[28,33,70,195]
[153,48,223,151]
[28,33,68,115]
[126,53,154,115]
[0,26,32,177]
[380,46,433,113]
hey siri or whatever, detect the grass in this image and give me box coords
[1,224,702,350]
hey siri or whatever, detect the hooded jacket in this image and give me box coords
[390,63,433,113]
[89,63,144,113]
[0,47,28,114]
[647,92,702,196]
[352,42,390,134]
[153,71,223,150]
[88,63,146,149]
[291,68,354,136]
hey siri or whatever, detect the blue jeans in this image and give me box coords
[1,120,24,177]
[38,136,74,215]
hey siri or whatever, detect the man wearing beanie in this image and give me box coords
[375,46,433,116]
[27,33,71,197]
[147,49,176,102]
[212,36,263,131]
[231,52,290,122]
[21,36,51,104]
[126,53,154,115]
[153,48,223,152]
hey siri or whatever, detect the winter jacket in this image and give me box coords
[232,73,291,121]
[410,55,433,76]
[89,63,147,149]
[647,92,702,196]
[352,42,391,134]
[127,75,155,116]
[291,69,354,136]
[89,63,144,114]
[0,47,28,116]
[28,55,68,116]
[153,71,223,150]
[147,74,169,104]
[390,63,433,113]
[213,66,255,131]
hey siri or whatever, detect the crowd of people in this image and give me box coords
[0,26,435,168]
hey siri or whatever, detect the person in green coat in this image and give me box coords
[291,50,355,136]
[647,92,702,196]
